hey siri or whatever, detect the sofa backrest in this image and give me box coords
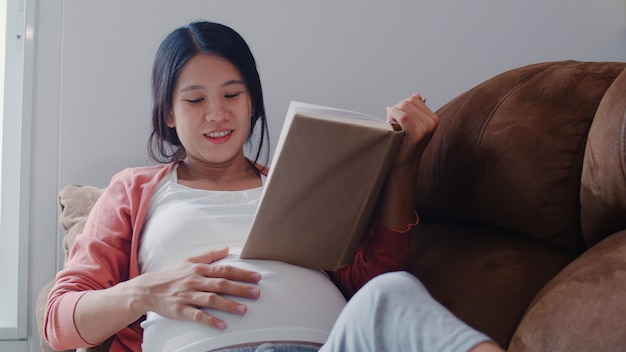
[580,66,626,247]
[415,61,626,250]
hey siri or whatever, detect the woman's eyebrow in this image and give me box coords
[222,79,245,88]
[179,84,204,93]
[179,80,244,93]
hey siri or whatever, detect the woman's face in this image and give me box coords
[169,54,253,168]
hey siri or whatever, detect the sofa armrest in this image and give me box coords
[509,229,626,351]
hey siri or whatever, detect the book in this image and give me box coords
[240,101,404,271]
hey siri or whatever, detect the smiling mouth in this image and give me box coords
[206,130,233,138]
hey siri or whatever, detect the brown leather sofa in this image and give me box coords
[37,60,626,351]
[409,60,626,350]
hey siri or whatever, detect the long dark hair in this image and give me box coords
[148,21,269,165]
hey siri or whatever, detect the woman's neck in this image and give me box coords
[176,157,261,191]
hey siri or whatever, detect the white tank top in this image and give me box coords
[138,167,346,352]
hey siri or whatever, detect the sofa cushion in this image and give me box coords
[508,229,626,351]
[580,67,626,247]
[58,184,104,261]
[416,61,626,250]
[408,223,576,348]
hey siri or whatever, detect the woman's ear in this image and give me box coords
[166,114,175,128]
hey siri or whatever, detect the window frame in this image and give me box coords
[0,0,33,343]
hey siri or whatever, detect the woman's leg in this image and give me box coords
[320,271,501,352]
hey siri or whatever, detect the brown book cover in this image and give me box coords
[240,101,404,271]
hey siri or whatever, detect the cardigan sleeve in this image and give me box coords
[44,171,137,350]
[330,213,418,297]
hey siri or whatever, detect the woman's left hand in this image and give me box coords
[378,93,439,230]
[386,93,439,173]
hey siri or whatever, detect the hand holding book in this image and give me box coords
[241,95,439,270]
[380,93,439,231]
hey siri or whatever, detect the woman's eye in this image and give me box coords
[225,92,242,99]
[185,98,204,104]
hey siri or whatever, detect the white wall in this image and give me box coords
[27,0,626,350]
[53,0,626,187]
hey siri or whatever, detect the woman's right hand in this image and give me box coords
[132,246,262,329]
[74,247,261,346]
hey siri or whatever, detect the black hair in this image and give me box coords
[148,21,269,165]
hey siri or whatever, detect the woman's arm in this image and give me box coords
[331,94,438,296]
[379,93,438,230]
[48,246,261,350]
[72,247,261,346]
[45,179,141,349]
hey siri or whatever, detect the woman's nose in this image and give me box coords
[205,100,228,122]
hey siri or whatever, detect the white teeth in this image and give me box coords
[207,130,232,138]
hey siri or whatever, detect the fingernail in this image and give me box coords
[236,304,247,314]
[216,321,227,330]
[248,288,260,298]
[251,272,262,282]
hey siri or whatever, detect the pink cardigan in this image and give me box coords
[44,162,416,351]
